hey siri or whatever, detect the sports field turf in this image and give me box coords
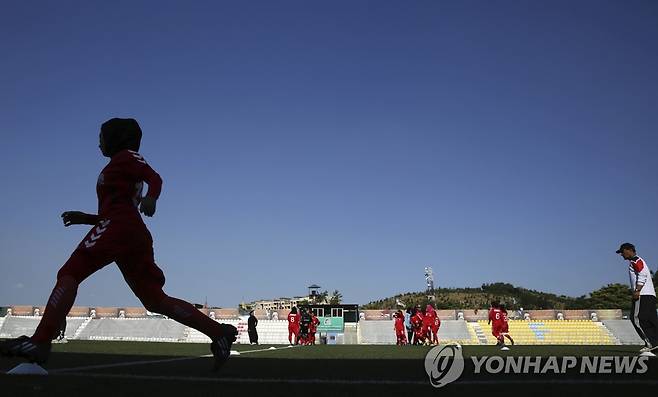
[1,341,656,396]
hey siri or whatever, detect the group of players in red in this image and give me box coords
[392,301,515,348]
[394,304,441,345]
[287,306,320,345]
[488,300,514,347]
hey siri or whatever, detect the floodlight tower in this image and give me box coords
[424,266,435,295]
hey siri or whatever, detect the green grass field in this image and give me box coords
[1,341,656,396]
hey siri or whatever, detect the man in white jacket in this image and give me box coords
[617,242,658,352]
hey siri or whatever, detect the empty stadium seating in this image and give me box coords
[77,318,187,342]
[0,316,88,339]
[476,320,616,345]
[0,308,643,346]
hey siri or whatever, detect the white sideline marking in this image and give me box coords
[32,372,658,386]
[49,345,296,374]
[49,355,202,374]
[215,345,295,356]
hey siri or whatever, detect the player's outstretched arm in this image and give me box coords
[61,211,99,226]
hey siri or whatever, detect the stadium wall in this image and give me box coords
[0,314,644,346]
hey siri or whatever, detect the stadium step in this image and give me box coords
[469,322,489,345]
[597,322,621,345]
[72,316,93,340]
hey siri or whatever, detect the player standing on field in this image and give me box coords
[422,305,434,345]
[411,306,425,345]
[0,118,237,370]
[404,308,413,345]
[287,306,300,345]
[299,307,312,345]
[394,310,407,345]
[617,243,658,352]
[309,311,320,345]
[426,304,441,345]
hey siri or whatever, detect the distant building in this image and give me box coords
[250,296,310,311]
[248,284,344,311]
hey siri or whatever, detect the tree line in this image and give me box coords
[361,282,644,311]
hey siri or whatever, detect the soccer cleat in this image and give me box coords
[210,324,238,371]
[0,336,51,364]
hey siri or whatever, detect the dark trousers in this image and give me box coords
[631,295,658,347]
[407,328,414,345]
[248,329,258,344]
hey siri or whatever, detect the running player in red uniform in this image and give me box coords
[287,306,300,345]
[488,301,505,346]
[499,303,514,345]
[394,310,407,345]
[0,118,237,369]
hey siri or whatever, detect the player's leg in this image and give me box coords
[504,333,515,345]
[135,284,236,369]
[117,254,236,371]
[288,328,293,344]
[1,248,110,363]
[492,328,502,346]
[124,271,235,341]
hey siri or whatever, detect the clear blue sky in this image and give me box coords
[1,1,657,308]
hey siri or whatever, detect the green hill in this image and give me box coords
[361,282,634,310]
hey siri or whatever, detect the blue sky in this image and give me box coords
[1,1,657,308]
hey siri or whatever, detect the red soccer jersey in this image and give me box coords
[432,314,441,329]
[97,149,162,220]
[394,315,405,332]
[489,308,504,327]
[411,312,424,329]
[310,315,320,332]
[422,313,434,329]
[287,313,300,329]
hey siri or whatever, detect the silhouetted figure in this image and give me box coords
[0,118,237,370]
[248,310,259,345]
